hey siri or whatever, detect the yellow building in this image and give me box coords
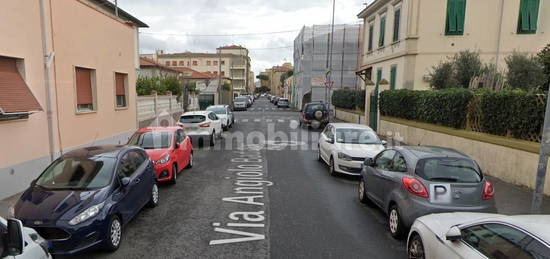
[260,63,293,96]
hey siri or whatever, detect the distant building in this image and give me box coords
[293,24,361,109]
[0,0,147,199]
[259,63,293,97]
[139,57,180,78]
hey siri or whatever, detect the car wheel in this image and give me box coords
[210,131,216,146]
[358,178,372,205]
[169,163,177,185]
[329,157,337,176]
[408,234,425,259]
[389,205,406,239]
[104,216,122,252]
[185,152,193,168]
[147,183,159,208]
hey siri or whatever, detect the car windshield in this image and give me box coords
[279,99,288,102]
[180,115,206,123]
[128,131,172,149]
[415,158,482,183]
[235,97,247,102]
[306,104,326,111]
[335,128,381,144]
[35,157,115,190]
[207,107,226,115]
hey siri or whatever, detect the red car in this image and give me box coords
[128,127,193,184]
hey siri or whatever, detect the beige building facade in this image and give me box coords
[260,63,293,97]
[0,0,146,199]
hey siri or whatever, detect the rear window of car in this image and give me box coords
[415,158,482,183]
[279,99,288,102]
[206,107,226,114]
[234,97,247,102]
[180,115,206,123]
[306,103,326,111]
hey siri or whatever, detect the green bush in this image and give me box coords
[453,50,483,88]
[537,44,550,86]
[332,89,363,110]
[429,61,459,90]
[379,89,419,120]
[505,52,546,91]
[355,90,366,110]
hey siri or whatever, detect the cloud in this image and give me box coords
[118,0,372,74]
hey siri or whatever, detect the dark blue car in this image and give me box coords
[11,145,159,255]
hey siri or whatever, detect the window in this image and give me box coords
[393,9,401,42]
[214,71,218,75]
[172,61,177,66]
[35,157,116,190]
[415,158,482,183]
[192,61,198,66]
[165,61,170,66]
[75,67,95,112]
[462,223,550,258]
[214,61,218,66]
[391,153,407,172]
[128,131,172,149]
[0,56,42,120]
[375,150,396,170]
[115,73,127,108]
[187,61,190,66]
[445,0,466,35]
[207,61,212,66]
[368,23,374,51]
[390,66,397,90]
[379,16,386,47]
[221,60,225,65]
[179,61,184,66]
[376,68,383,85]
[518,0,540,34]
[221,71,225,76]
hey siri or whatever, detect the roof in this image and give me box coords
[136,126,181,132]
[217,45,247,50]
[171,67,230,80]
[396,146,470,159]
[357,0,389,19]
[139,58,180,73]
[182,111,212,116]
[62,145,129,159]
[158,53,238,58]
[330,123,374,130]
[89,0,148,27]
[501,215,550,242]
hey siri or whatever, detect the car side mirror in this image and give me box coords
[381,140,387,146]
[446,226,462,242]
[6,219,24,256]
[364,158,375,167]
[121,177,131,187]
[326,138,334,144]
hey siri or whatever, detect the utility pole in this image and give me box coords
[217,48,222,104]
[328,0,336,116]
[532,80,550,213]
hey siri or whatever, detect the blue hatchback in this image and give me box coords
[11,145,159,255]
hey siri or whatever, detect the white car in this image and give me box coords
[178,111,222,146]
[206,105,234,130]
[0,217,51,259]
[233,96,248,111]
[407,212,550,259]
[318,123,385,176]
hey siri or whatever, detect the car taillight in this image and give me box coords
[199,122,211,128]
[402,177,429,198]
[482,181,494,200]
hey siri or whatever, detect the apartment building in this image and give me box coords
[259,63,293,97]
[0,0,147,199]
[357,0,549,130]
[143,45,252,98]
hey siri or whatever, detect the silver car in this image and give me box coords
[358,146,497,239]
[233,96,248,111]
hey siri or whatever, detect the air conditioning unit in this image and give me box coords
[422,75,432,82]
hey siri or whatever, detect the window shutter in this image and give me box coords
[115,73,126,96]
[447,0,457,33]
[520,0,530,31]
[529,0,540,31]
[368,24,374,51]
[379,17,386,47]
[75,67,93,105]
[0,56,42,113]
[457,0,466,32]
[393,9,401,42]
[390,66,397,90]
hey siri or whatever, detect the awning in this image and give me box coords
[0,56,42,114]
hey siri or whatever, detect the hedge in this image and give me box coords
[380,88,473,128]
[332,89,366,111]
[379,88,546,141]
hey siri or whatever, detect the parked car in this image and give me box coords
[277,98,289,108]
[318,123,385,176]
[233,96,248,111]
[11,145,159,255]
[0,217,52,259]
[273,96,280,105]
[127,127,193,184]
[206,105,234,130]
[246,95,253,107]
[358,146,497,239]
[299,101,329,129]
[407,212,550,259]
[178,111,222,146]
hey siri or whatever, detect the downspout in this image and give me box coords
[495,0,505,69]
[39,0,56,162]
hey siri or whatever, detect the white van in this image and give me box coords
[0,217,51,259]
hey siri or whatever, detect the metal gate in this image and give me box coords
[198,94,215,110]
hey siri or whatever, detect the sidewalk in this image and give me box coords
[490,176,550,215]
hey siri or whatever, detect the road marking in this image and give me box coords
[266,119,273,123]
[277,119,284,123]
[242,119,249,122]
[254,119,261,122]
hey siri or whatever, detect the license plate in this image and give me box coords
[429,184,452,204]
[186,126,198,130]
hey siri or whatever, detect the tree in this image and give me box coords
[453,50,483,88]
[537,44,550,86]
[162,76,182,97]
[429,61,459,90]
[255,86,271,94]
[256,75,269,81]
[505,52,546,91]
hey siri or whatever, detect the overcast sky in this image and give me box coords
[118,0,372,75]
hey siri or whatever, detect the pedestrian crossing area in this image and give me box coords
[245,107,292,111]
[237,117,298,124]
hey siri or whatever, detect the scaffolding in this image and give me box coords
[293,24,361,109]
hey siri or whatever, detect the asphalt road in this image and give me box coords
[60,98,405,259]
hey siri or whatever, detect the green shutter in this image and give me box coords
[446,0,465,35]
[379,17,386,47]
[390,66,397,90]
[457,0,466,32]
[393,9,401,42]
[447,0,457,33]
[529,0,540,31]
[376,69,382,84]
[520,0,530,31]
[368,24,374,51]
[518,0,539,33]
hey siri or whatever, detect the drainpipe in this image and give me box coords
[39,0,56,162]
[495,0,505,69]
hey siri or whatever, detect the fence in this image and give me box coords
[137,93,184,128]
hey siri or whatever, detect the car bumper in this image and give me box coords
[154,162,174,182]
[335,159,363,176]
[398,197,497,228]
[185,129,212,136]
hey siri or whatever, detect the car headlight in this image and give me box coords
[156,154,170,165]
[8,205,15,218]
[68,202,105,226]
[338,152,353,161]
